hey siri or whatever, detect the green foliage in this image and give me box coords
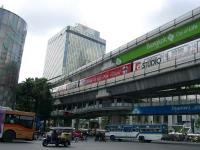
[16,77,53,120]
[195,117,200,128]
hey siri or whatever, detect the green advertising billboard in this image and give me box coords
[116,18,200,65]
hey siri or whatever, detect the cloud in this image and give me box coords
[2,0,82,35]
[79,0,165,51]
[22,1,82,35]
[143,0,200,30]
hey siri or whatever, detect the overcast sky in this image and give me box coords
[1,0,200,82]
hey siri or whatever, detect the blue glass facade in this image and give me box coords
[0,8,27,107]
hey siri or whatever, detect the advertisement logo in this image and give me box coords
[134,62,141,71]
[133,107,141,114]
[116,58,122,65]
[167,33,174,42]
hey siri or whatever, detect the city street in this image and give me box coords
[0,138,200,150]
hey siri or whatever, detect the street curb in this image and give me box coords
[152,140,200,145]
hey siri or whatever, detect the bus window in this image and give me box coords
[124,127,132,132]
[5,114,33,128]
[5,114,16,124]
[19,116,34,128]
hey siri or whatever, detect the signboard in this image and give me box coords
[79,63,131,86]
[133,38,198,72]
[0,109,5,138]
[116,18,200,65]
[133,104,200,115]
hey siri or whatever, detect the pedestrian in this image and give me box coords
[73,131,80,142]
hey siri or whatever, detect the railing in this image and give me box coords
[51,109,65,116]
[53,52,200,98]
[134,98,200,107]
[51,103,132,116]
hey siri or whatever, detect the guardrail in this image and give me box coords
[51,103,132,116]
[53,52,200,98]
[135,98,200,107]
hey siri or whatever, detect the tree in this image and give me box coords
[195,116,200,129]
[16,78,35,112]
[16,77,53,130]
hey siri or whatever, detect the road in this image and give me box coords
[0,139,200,150]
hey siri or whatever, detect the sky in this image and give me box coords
[1,0,200,83]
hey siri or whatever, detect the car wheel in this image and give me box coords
[42,139,48,147]
[138,136,145,142]
[63,142,67,147]
[110,135,115,141]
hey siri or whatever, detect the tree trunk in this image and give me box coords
[43,119,47,132]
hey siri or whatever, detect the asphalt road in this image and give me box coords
[0,139,200,150]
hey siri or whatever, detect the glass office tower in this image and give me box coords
[43,24,106,80]
[0,8,27,107]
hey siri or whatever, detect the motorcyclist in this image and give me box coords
[52,130,58,143]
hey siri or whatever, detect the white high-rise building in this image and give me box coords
[43,24,106,80]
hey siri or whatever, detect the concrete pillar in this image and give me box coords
[71,119,80,129]
[109,116,124,124]
[98,117,102,129]
[168,115,173,126]
[160,116,164,123]
[75,119,79,129]
[172,115,178,125]
[182,115,187,122]
[129,116,133,124]
[141,116,145,123]
[186,115,191,122]
[114,99,117,106]
[148,115,154,124]
[72,119,76,128]
[74,106,77,112]
[135,116,141,124]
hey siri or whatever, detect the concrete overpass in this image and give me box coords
[50,7,200,123]
[52,52,200,118]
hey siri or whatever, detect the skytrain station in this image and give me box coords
[49,7,200,132]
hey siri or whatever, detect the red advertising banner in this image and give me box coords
[80,63,131,86]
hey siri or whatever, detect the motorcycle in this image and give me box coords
[42,127,72,147]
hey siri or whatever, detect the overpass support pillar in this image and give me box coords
[72,119,80,129]
[72,119,75,128]
[172,115,178,125]
[148,115,154,124]
[168,115,173,126]
[75,119,79,129]
[98,117,102,129]
[129,116,133,124]
[160,116,164,123]
[109,116,127,124]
